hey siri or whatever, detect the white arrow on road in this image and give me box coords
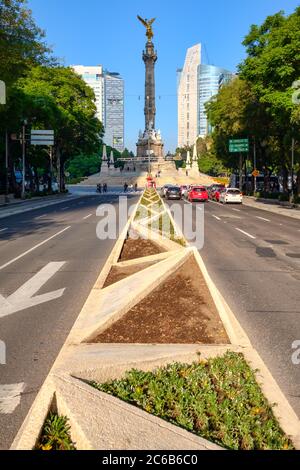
[0,262,66,318]
[0,383,25,414]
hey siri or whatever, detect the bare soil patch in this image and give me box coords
[95,256,229,344]
[119,235,164,261]
[103,261,159,288]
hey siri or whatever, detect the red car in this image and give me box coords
[188,186,208,202]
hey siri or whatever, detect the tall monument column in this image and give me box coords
[136,16,164,165]
[143,40,157,130]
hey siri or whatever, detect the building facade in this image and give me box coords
[72,65,124,152]
[197,64,233,138]
[177,44,201,148]
[72,65,104,123]
[103,71,124,152]
[177,45,233,146]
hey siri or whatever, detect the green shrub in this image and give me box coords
[278,193,289,202]
[91,352,293,450]
[36,413,76,451]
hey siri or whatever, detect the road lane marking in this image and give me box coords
[0,262,66,317]
[34,215,47,220]
[61,206,69,210]
[232,208,241,212]
[235,228,256,239]
[83,214,92,220]
[0,228,8,232]
[212,215,221,221]
[0,383,25,414]
[0,226,71,271]
[256,216,271,222]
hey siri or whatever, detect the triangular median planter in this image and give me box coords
[53,374,221,450]
[71,249,191,344]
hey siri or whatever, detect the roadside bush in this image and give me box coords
[278,193,290,202]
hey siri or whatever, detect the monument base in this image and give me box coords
[136,127,164,163]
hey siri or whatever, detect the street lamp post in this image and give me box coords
[5,130,9,203]
[290,137,295,202]
[253,136,257,193]
[21,120,27,199]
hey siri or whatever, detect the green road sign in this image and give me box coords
[229,138,249,153]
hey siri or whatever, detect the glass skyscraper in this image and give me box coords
[197,64,233,138]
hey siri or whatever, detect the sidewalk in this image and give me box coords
[243,196,300,220]
[0,193,81,219]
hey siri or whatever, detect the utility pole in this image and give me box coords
[49,146,53,191]
[239,153,243,191]
[253,136,257,193]
[5,130,9,203]
[291,137,295,202]
[21,120,27,199]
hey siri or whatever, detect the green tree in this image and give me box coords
[239,7,300,194]
[0,0,51,86]
[14,66,104,190]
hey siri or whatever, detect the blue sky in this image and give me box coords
[27,0,299,152]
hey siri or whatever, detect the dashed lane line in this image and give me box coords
[235,228,256,239]
[82,214,92,220]
[256,216,271,222]
[212,215,221,221]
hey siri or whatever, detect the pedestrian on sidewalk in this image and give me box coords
[124,182,128,192]
[103,183,107,193]
[134,183,138,192]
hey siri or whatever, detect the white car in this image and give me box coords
[219,188,243,204]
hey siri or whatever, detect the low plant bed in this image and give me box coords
[90,351,294,450]
[95,256,229,344]
[35,412,76,450]
[119,234,164,261]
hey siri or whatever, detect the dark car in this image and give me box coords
[165,186,181,200]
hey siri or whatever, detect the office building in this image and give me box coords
[177,44,201,148]
[177,45,233,146]
[198,64,233,137]
[73,65,124,152]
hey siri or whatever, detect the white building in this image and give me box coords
[73,65,104,123]
[177,45,233,146]
[73,65,124,152]
[177,44,201,148]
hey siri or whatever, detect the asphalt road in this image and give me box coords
[166,197,300,417]
[0,192,138,449]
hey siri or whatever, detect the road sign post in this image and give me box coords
[229,139,249,191]
[31,130,54,146]
[229,138,249,153]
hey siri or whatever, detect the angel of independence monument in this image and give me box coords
[136,16,164,171]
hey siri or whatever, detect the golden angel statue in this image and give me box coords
[137,15,156,41]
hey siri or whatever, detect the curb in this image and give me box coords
[0,194,82,219]
[243,197,300,220]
